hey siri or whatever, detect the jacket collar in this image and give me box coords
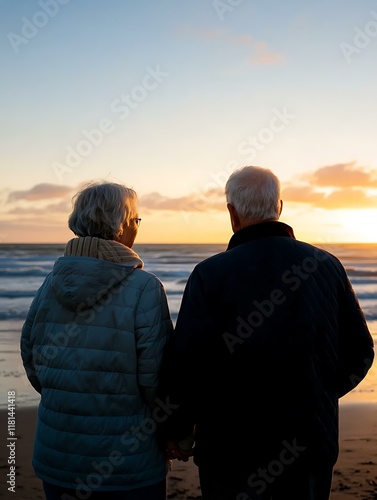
[64,236,144,268]
[227,221,295,250]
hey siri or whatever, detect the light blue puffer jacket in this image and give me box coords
[20,254,173,491]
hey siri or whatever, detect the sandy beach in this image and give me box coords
[0,403,376,499]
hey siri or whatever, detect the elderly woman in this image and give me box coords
[21,181,173,500]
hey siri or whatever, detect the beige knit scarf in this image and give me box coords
[64,237,144,268]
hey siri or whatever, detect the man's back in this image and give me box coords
[169,222,373,477]
[165,166,374,500]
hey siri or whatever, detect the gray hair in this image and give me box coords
[68,181,137,240]
[225,166,281,223]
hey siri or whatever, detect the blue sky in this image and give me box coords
[1,0,377,243]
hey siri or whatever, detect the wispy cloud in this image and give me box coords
[283,162,377,209]
[176,25,225,40]
[140,162,377,212]
[5,162,377,219]
[235,35,285,65]
[7,200,71,215]
[177,26,285,66]
[139,187,225,212]
[3,182,225,217]
[283,185,377,209]
[306,162,377,188]
[7,183,73,202]
[250,41,285,65]
[320,187,377,209]
[282,186,324,204]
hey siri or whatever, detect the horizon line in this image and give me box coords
[1,241,377,246]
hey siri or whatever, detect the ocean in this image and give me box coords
[0,242,376,408]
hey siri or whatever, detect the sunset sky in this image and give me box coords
[1,0,377,244]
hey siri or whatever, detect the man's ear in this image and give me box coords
[227,203,241,233]
[279,200,283,217]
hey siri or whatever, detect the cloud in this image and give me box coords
[282,185,377,210]
[250,41,285,65]
[7,200,71,215]
[235,35,285,65]
[7,183,73,202]
[138,163,377,214]
[176,25,225,40]
[4,181,225,217]
[282,186,325,204]
[282,162,377,210]
[139,187,225,212]
[319,188,377,209]
[6,162,377,221]
[307,162,377,188]
[177,26,284,66]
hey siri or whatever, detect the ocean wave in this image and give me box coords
[0,291,37,299]
[0,268,51,277]
[0,288,184,299]
[176,278,188,285]
[165,289,185,296]
[346,268,377,277]
[147,270,191,280]
[352,289,377,298]
[365,314,377,322]
[0,311,29,320]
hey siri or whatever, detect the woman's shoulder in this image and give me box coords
[127,267,164,290]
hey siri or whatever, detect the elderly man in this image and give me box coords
[165,166,374,500]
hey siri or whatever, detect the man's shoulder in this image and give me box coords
[194,249,230,271]
[192,238,345,271]
[294,239,342,261]
[291,240,348,279]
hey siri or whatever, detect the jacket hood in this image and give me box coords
[51,257,138,312]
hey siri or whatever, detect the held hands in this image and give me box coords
[165,440,194,462]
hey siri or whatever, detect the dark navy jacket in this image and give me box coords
[165,221,374,477]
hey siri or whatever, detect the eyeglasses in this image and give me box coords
[133,218,142,227]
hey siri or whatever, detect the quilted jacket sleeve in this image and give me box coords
[135,274,173,406]
[20,281,47,394]
[337,275,375,398]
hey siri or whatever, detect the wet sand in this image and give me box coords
[0,403,376,499]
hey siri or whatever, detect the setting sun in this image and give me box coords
[338,209,377,243]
